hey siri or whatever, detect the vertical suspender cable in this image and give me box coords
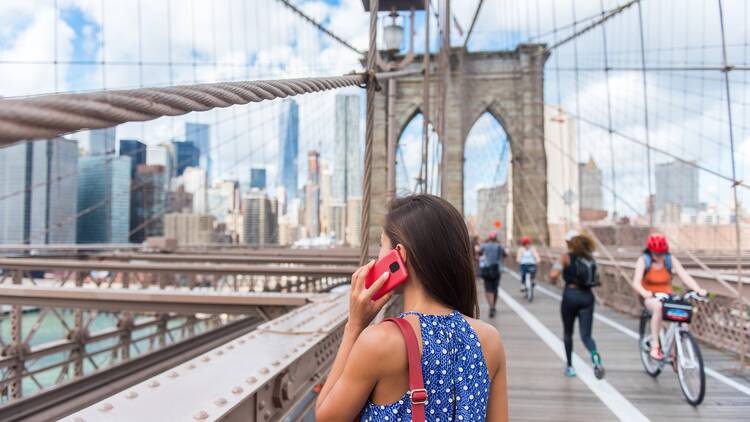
[421,0,431,196]
[361,0,378,265]
[571,0,582,230]
[717,0,746,368]
[636,0,654,228]
[599,0,617,220]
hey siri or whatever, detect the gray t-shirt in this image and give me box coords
[480,242,505,267]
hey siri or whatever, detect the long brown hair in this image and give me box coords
[384,194,479,317]
[568,234,595,259]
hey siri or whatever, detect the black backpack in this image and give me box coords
[571,254,599,288]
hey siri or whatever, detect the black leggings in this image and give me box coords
[561,286,597,366]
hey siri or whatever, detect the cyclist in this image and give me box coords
[516,236,540,293]
[631,233,707,360]
[549,230,604,379]
[479,231,507,318]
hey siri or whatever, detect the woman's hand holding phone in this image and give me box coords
[347,260,393,332]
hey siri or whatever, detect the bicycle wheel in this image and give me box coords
[638,312,661,377]
[525,274,533,302]
[676,330,705,406]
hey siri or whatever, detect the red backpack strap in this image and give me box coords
[383,317,426,422]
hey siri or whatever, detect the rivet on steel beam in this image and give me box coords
[260,367,270,374]
[215,350,224,356]
[168,371,179,378]
[125,391,138,399]
[214,398,228,407]
[187,363,197,370]
[201,356,211,362]
[272,360,281,366]
[73,417,85,422]
[193,410,209,420]
[282,353,289,359]
[239,339,246,344]
[227,344,235,350]
[97,403,113,412]
[246,376,258,384]
[148,380,160,388]
[231,386,243,395]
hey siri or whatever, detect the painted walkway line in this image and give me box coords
[497,287,650,422]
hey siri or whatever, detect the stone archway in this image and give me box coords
[369,44,550,246]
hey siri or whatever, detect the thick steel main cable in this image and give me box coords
[0,75,365,145]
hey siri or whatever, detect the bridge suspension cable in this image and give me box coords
[0,74,364,145]
[275,0,364,55]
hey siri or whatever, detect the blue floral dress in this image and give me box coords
[360,311,490,422]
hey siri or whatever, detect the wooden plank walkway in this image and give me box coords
[480,271,750,421]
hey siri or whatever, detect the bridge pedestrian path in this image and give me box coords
[482,270,750,421]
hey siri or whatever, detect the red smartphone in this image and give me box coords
[364,249,409,301]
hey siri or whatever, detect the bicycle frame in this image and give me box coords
[655,322,695,369]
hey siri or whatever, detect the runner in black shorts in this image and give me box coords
[479,231,506,318]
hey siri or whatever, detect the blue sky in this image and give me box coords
[0,0,748,223]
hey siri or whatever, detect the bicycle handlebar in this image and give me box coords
[653,290,707,302]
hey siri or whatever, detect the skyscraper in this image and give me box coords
[333,94,362,201]
[579,158,606,221]
[120,139,146,177]
[130,164,166,243]
[172,140,200,176]
[250,168,267,190]
[477,184,509,242]
[305,151,320,238]
[655,160,700,211]
[243,190,278,246]
[89,127,116,156]
[185,123,211,183]
[544,105,579,224]
[77,155,131,243]
[0,138,78,244]
[278,99,299,204]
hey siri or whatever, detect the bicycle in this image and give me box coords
[520,264,536,302]
[638,290,708,406]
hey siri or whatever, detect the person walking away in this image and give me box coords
[315,194,508,421]
[550,230,605,379]
[479,231,507,318]
[516,236,540,292]
[631,233,707,360]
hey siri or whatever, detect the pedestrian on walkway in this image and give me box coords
[549,230,605,379]
[479,231,507,318]
[316,194,508,422]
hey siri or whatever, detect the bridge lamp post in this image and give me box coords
[365,1,420,200]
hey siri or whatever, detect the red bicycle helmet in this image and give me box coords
[487,231,497,240]
[646,233,669,254]
[520,236,530,245]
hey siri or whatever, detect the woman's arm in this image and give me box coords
[315,261,393,420]
[485,328,509,422]
[672,256,707,295]
[515,248,523,264]
[532,247,542,264]
[549,254,567,281]
[631,256,652,298]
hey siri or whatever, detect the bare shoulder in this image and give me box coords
[352,320,408,374]
[462,316,505,374]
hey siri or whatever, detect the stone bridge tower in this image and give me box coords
[368,44,550,247]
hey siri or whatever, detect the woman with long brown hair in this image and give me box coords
[315,194,508,421]
[549,230,605,379]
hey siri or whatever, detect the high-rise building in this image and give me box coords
[278,99,299,204]
[164,213,216,245]
[319,164,333,234]
[167,185,193,214]
[655,160,700,211]
[130,164,166,243]
[346,197,362,247]
[0,138,78,244]
[77,155,131,243]
[120,139,147,177]
[208,180,240,222]
[89,127,116,156]
[477,184,509,242]
[183,167,208,214]
[242,190,278,246]
[172,140,200,176]
[330,202,346,244]
[544,105,579,224]
[579,157,604,212]
[333,94,362,201]
[147,143,176,189]
[185,123,211,183]
[250,168,267,190]
[304,151,321,238]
